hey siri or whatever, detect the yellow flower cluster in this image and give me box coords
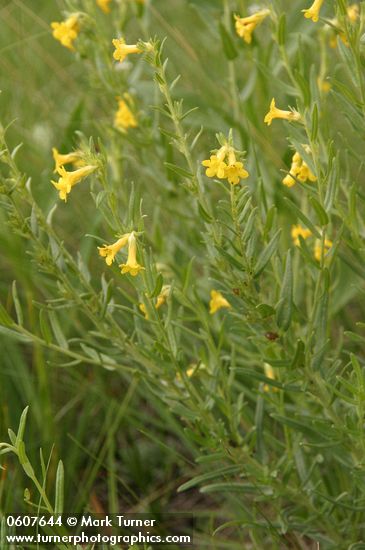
[291,225,312,246]
[114,97,138,132]
[209,290,231,315]
[328,4,359,48]
[51,15,79,50]
[314,238,333,261]
[291,225,332,261]
[51,149,97,203]
[235,9,270,44]
[202,145,249,185]
[283,148,317,187]
[98,232,144,276]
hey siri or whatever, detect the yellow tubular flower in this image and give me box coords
[283,149,316,187]
[119,232,145,276]
[263,363,279,393]
[317,77,331,93]
[114,98,138,131]
[264,98,301,126]
[140,285,171,319]
[97,0,112,13]
[224,149,249,185]
[291,225,312,246]
[209,290,231,315]
[156,285,171,309]
[328,5,358,49]
[235,9,270,44]
[51,15,79,50]
[202,146,227,179]
[175,365,196,382]
[314,238,333,261]
[347,4,359,23]
[52,148,82,173]
[51,165,97,202]
[302,0,325,22]
[112,38,141,63]
[98,234,130,266]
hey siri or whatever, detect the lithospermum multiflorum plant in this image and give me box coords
[2,0,365,547]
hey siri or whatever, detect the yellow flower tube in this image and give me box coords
[235,9,270,44]
[302,0,325,23]
[119,232,145,276]
[98,234,130,266]
[52,148,82,173]
[51,165,97,202]
[264,98,301,126]
[112,38,141,63]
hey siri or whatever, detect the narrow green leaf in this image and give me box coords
[309,197,329,226]
[39,309,52,345]
[254,395,266,463]
[277,13,286,45]
[294,69,310,106]
[311,102,318,141]
[290,340,305,368]
[276,250,293,331]
[178,465,240,492]
[12,281,23,326]
[48,311,69,350]
[0,326,31,343]
[283,198,321,238]
[198,201,213,223]
[255,303,275,318]
[164,162,193,179]
[16,407,29,449]
[242,207,258,242]
[201,482,273,495]
[271,414,332,440]
[233,368,301,391]
[324,153,339,211]
[0,302,13,327]
[219,22,238,60]
[254,229,281,277]
[8,429,17,446]
[150,273,163,298]
[315,269,330,351]
[54,460,64,514]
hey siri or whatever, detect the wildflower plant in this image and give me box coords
[1,0,365,547]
